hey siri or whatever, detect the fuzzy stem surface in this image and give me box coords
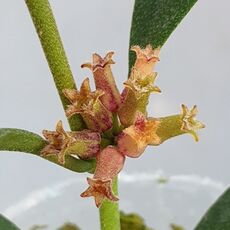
[25,0,84,131]
[99,177,120,230]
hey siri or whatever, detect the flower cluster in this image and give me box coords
[41,45,204,207]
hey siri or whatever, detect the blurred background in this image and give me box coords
[0,0,230,229]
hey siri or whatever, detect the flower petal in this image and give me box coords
[81,52,121,112]
[63,78,113,132]
[118,69,160,127]
[151,105,205,144]
[94,146,125,180]
[41,121,101,164]
[81,146,125,207]
[131,45,160,76]
[181,104,205,141]
[80,178,118,208]
[117,114,160,157]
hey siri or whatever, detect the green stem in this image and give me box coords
[25,2,120,229]
[25,0,84,131]
[99,177,120,230]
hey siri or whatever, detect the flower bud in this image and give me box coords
[63,78,113,133]
[81,52,121,112]
[41,121,101,164]
[81,146,125,207]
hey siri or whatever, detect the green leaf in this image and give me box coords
[194,187,230,230]
[0,214,20,230]
[129,0,198,71]
[0,128,47,154]
[0,128,95,173]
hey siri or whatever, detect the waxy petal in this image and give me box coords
[63,78,113,132]
[150,105,205,144]
[81,146,125,207]
[124,71,161,97]
[181,104,205,141]
[81,52,121,112]
[117,114,160,158]
[41,121,101,164]
[41,121,75,164]
[69,130,101,159]
[131,45,160,76]
[80,178,119,208]
[118,69,161,127]
[94,146,125,180]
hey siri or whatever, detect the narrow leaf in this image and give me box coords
[129,0,198,71]
[0,128,46,153]
[195,187,230,230]
[0,128,95,173]
[0,214,20,230]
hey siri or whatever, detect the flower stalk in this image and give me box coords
[99,177,120,230]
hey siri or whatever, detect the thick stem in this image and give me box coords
[25,0,84,131]
[25,2,120,229]
[99,177,120,230]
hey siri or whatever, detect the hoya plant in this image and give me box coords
[0,0,228,230]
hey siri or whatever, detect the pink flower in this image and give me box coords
[81,52,121,112]
[41,121,101,164]
[131,45,160,76]
[81,146,125,207]
[63,78,113,133]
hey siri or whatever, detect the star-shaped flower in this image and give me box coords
[124,70,161,99]
[81,52,121,112]
[80,177,119,208]
[181,104,205,141]
[41,44,205,208]
[63,78,103,117]
[81,52,115,71]
[118,50,161,127]
[41,120,76,164]
[131,45,160,76]
[63,78,113,132]
[41,121,101,164]
[81,146,125,206]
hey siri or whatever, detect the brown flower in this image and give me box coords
[41,121,101,164]
[63,78,113,133]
